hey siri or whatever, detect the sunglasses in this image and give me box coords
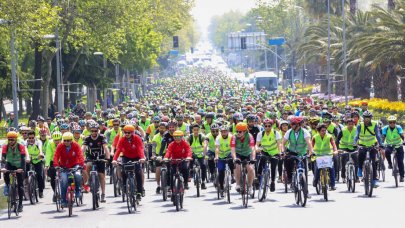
[64,140,72,142]
[290,123,297,126]
[28,137,35,139]
[22,132,28,135]
[237,131,244,134]
[124,131,132,134]
[174,136,182,139]
[389,122,396,124]
[7,138,16,141]
[264,125,272,128]
[211,130,219,133]
[154,121,160,124]
[91,130,98,133]
[113,124,120,126]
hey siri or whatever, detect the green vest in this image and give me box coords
[152,133,163,155]
[148,124,156,143]
[74,136,84,147]
[191,134,204,158]
[206,133,216,152]
[218,135,232,159]
[83,129,91,137]
[109,129,120,145]
[235,132,252,157]
[287,129,307,156]
[339,127,356,150]
[45,141,58,167]
[6,145,22,168]
[204,122,211,135]
[327,123,336,139]
[179,123,187,136]
[359,122,377,147]
[385,127,403,147]
[139,119,151,132]
[261,130,279,156]
[313,134,333,156]
[27,143,42,164]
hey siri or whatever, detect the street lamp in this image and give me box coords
[0,19,18,129]
[327,0,332,98]
[342,0,348,105]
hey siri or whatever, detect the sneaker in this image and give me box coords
[236,185,241,193]
[372,180,379,188]
[39,191,44,198]
[277,177,282,183]
[357,168,363,178]
[248,186,253,195]
[18,204,23,212]
[100,194,106,203]
[156,186,161,194]
[52,194,56,203]
[184,183,189,190]
[201,182,207,190]
[400,177,404,182]
[270,182,275,192]
[3,185,9,196]
[330,186,336,191]
[388,163,393,169]
[83,185,90,193]
[61,202,67,208]
[136,193,142,201]
[220,191,224,198]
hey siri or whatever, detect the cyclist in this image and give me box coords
[336,118,358,182]
[354,111,384,187]
[176,114,189,139]
[215,125,234,197]
[204,123,220,182]
[45,131,63,202]
[159,120,177,156]
[1,131,27,212]
[312,124,338,191]
[53,132,85,208]
[138,113,151,132]
[81,122,110,202]
[72,125,84,146]
[281,116,313,184]
[256,119,282,192]
[231,122,256,194]
[26,130,45,198]
[203,112,215,135]
[247,114,260,144]
[189,123,208,189]
[112,125,145,201]
[163,130,192,190]
[152,122,168,193]
[382,115,404,182]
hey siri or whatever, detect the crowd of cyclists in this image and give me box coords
[1,67,404,215]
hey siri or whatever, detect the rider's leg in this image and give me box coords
[247,164,255,187]
[385,146,393,168]
[397,146,404,178]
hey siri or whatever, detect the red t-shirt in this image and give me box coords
[164,140,192,160]
[114,134,145,160]
[53,141,85,168]
[230,133,255,149]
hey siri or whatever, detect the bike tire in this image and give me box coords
[68,189,73,217]
[34,178,39,203]
[91,174,97,210]
[346,165,351,192]
[300,175,307,207]
[161,169,168,201]
[28,175,35,205]
[126,178,135,213]
[55,179,62,212]
[364,161,373,197]
[14,186,19,217]
[146,162,150,179]
[242,171,248,208]
[380,156,385,182]
[178,178,184,209]
[294,176,300,205]
[113,168,118,197]
[7,186,13,219]
[350,166,356,193]
[283,170,288,193]
[216,175,220,200]
[259,170,269,202]
[322,169,328,201]
[225,170,231,204]
[393,156,398,187]
[195,168,200,197]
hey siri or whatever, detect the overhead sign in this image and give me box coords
[227,32,266,51]
[268,37,285,46]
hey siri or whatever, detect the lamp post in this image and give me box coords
[342,0,348,105]
[327,0,332,98]
[0,19,18,128]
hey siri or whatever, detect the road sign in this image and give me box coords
[269,37,285,46]
[169,50,179,55]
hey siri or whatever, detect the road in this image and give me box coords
[0,171,404,228]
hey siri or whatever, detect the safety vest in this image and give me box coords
[178,123,187,136]
[218,135,232,159]
[190,134,204,158]
[232,123,237,134]
[311,129,318,138]
[287,129,307,156]
[6,145,22,168]
[74,136,84,147]
[204,122,211,135]
[206,133,216,152]
[327,123,336,139]
[139,119,151,132]
[27,143,42,164]
[235,132,252,157]
[385,126,403,147]
[83,129,91,137]
[260,130,279,156]
[359,122,377,147]
[109,128,120,145]
[339,127,356,150]
[152,133,163,155]
[313,134,333,156]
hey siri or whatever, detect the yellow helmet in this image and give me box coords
[62,132,73,140]
[173,130,184,137]
[387,115,397,122]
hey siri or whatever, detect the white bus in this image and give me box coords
[251,71,278,94]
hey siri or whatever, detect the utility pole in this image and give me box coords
[11,29,18,128]
[327,0,332,98]
[342,0,348,105]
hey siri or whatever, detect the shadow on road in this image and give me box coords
[40,210,61,215]
[0,216,20,221]
[212,201,230,206]
[51,214,78,219]
[229,205,254,210]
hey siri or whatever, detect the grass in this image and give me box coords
[0,114,29,139]
[0,186,6,211]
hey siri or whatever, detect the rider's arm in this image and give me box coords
[374,124,383,146]
[275,131,282,153]
[353,124,362,144]
[248,133,256,159]
[255,132,262,152]
[103,143,110,159]
[160,136,168,155]
[164,142,172,159]
[305,133,313,156]
[203,137,209,155]
[53,145,61,167]
[335,131,343,148]
[230,135,236,160]
[330,137,338,153]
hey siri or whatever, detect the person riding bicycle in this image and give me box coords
[163,130,192,190]
[112,125,145,201]
[152,122,168,193]
[281,116,313,184]
[312,124,338,191]
[381,115,404,182]
[256,119,282,192]
[204,123,220,182]
[215,125,234,197]
[53,132,85,208]
[45,131,63,202]
[159,120,177,156]
[25,130,45,198]
[81,122,110,202]
[336,118,358,182]
[1,131,27,212]
[189,123,208,189]
[354,111,384,187]
[231,122,256,194]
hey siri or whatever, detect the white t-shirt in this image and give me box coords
[256,130,281,143]
[284,128,311,141]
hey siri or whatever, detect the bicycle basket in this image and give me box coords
[316,156,333,169]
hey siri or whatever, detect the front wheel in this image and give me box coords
[194,168,200,197]
[299,175,308,207]
[241,171,248,208]
[28,175,36,205]
[161,169,168,201]
[225,170,231,204]
[7,186,13,219]
[55,180,62,212]
[67,188,74,217]
[258,170,269,202]
[364,161,373,197]
[393,156,398,187]
[321,169,328,201]
[126,178,136,213]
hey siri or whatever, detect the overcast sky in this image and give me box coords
[192,0,256,39]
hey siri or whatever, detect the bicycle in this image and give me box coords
[89,158,107,210]
[257,154,279,202]
[160,160,170,201]
[1,169,22,219]
[216,158,233,203]
[339,150,358,193]
[192,158,202,197]
[386,144,400,187]
[281,156,292,193]
[314,155,333,202]
[359,146,376,197]
[170,159,188,211]
[376,150,385,182]
[27,163,40,205]
[58,166,83,217]
[54,167,62,212]
[287,154,309,206]
[121,160,141,213]
[112,162,123,197]
[234,158,255,208]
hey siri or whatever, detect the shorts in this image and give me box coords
[236,154,251,161]
[87,160,106,173]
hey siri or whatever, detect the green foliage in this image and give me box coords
[208,11,246,49]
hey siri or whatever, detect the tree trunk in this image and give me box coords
[18,98,23,116]
[25,98,32,115]
[352,66,371,99]
[41,58,53,119]
[350,0,357,15]
[30,43,42,120]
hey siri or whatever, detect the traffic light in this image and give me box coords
[241,37,247,50]
[173,36,179,48]
[304,68,308,77]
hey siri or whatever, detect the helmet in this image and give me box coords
[55,114,62,120]
[279,120,289,127]
[62,132,73,140]
[210,123,219,130]
[283,105,292,111]
[235,122,248,131]
[161,116,170,122]
[168,120,177,127]
[52,131,62,140]
[72,125,82,132]
[309,117,320,124]
[268,112,277,119]
[322,112,332,121]
[205,112,215,119]
[121,119,130,127]
[6,131,18,138]
[175,114,184,121]
[107,114,115,119]
[290,116,304,125]
[152,116,161,122]
[262,118,274,125]
[127,113,134,119]
[60,123,69,130]
[363,110,373,118]
[351,111,360,118]
[6,127,17,133]
[78,120,86,127]
[123,125,135,132]
[148,110,154,116]
[173,130,184,137]
[37,116,45,122]
[85,112,92,116]
[246,114,256,122]
[232,113,243,121]
[220,125,229,131]
[57,119,65,126]
[387,115,397,122]
[88,121,99,129]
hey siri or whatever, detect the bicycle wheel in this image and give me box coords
[294,175,300,205]
[13,186,19,217]
[126,178,136,213]
[178,178,184,209]
[283,170,288,193]
[335,157,340,183]
[322,169,328,201]
[68,189,74,217]
[380,155,385,182]
[8,185,13,219]
[28,175,36,205]
[113,168,118,197]
[364,161,373,197]
[350,165,356,193]
[55,179,62,212]
[225,170,231,204]
[242,171,248,208]
[258,170,269,202]
[146,161,150,179]
[91,174,97,210]
[346,165,351,192]
[161,169,168,201]
[195,168,200,197]
[216,174,220,199]
[300,175,308,207]
[393,156,398,187]
[34,178,39,203]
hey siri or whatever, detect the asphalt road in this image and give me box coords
[0,170,404,228]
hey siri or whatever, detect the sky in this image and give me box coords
[192,0,256,39]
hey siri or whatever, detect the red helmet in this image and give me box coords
[262,118,274,125]
[290,116,304,125]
